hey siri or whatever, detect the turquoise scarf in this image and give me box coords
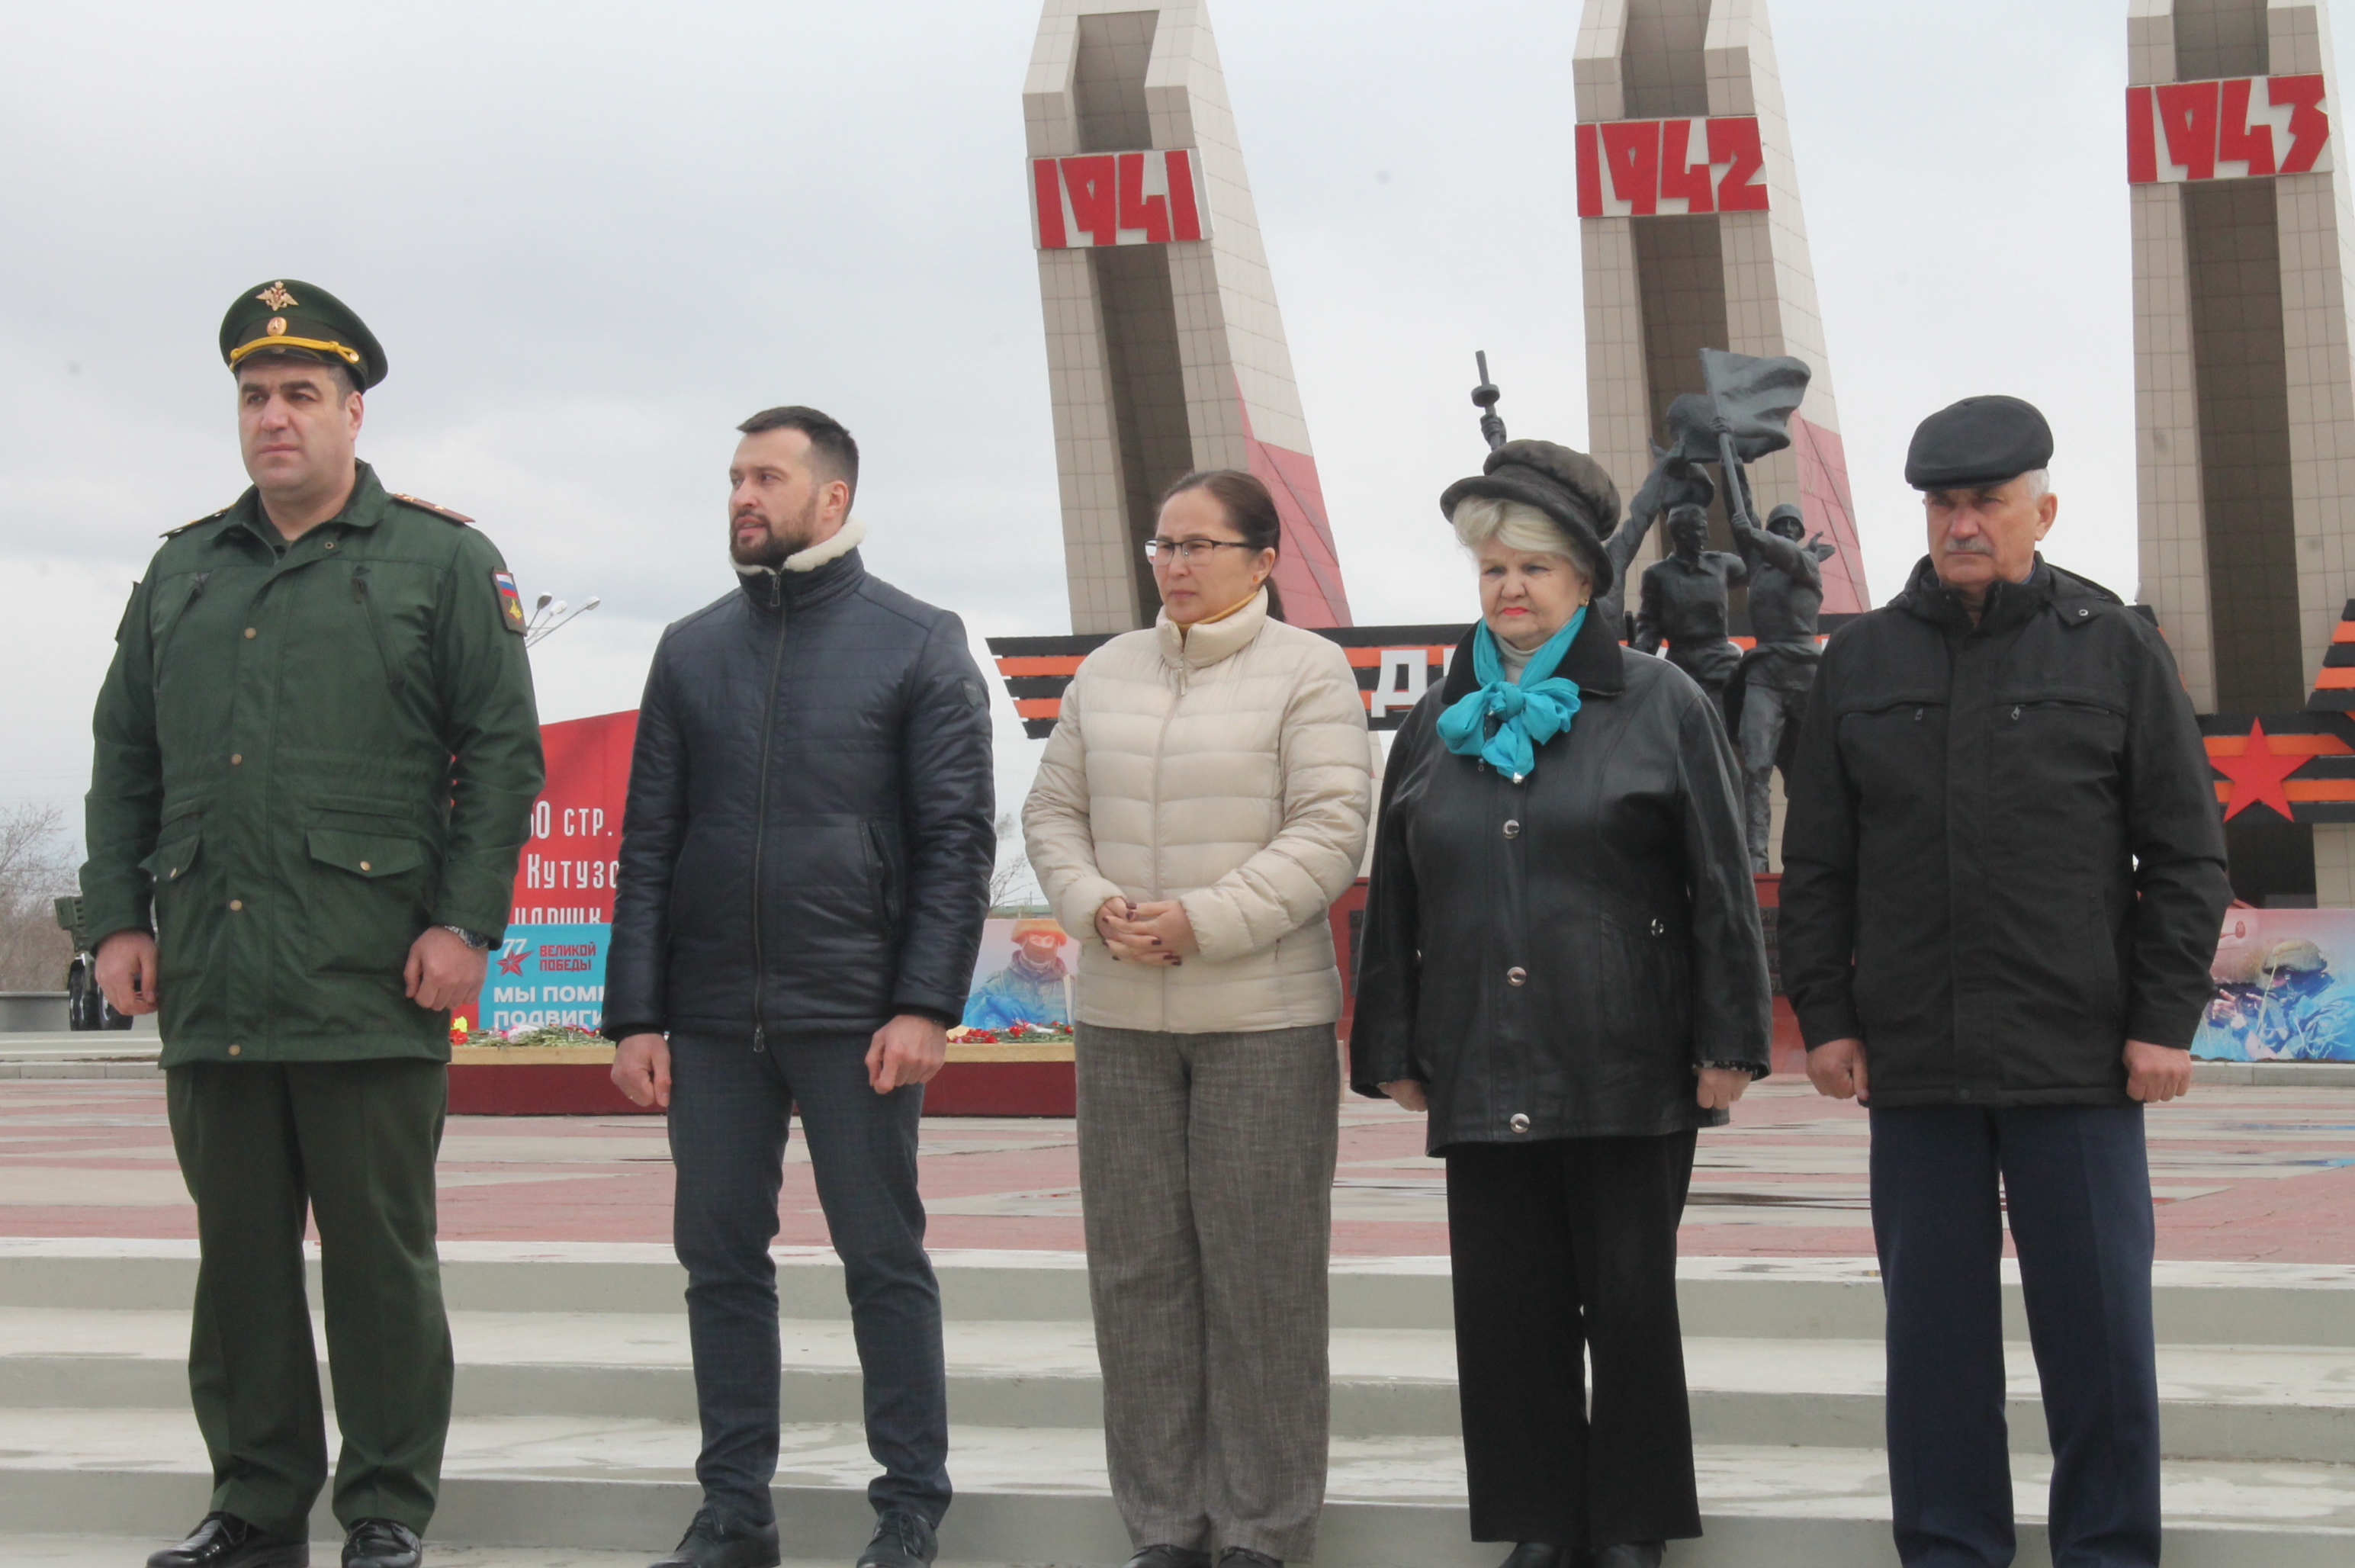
[1436,609,1586,781]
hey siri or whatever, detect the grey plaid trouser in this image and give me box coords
[1075,1022,1341,1563]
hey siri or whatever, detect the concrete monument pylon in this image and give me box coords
[1571,0,1869,617]
[2128,1,2355,902]
[1024,1,1351,633]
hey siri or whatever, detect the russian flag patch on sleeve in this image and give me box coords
[493,570,526,635]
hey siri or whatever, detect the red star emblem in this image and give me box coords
[496,946,532,975]
[2212,719,2308,821]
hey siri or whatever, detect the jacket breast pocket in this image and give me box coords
[304,826,432,975]
[1994,697,2127,850]
[1598,907,1692,1056]
[140,823,210,980]
[1837,700,1948,806]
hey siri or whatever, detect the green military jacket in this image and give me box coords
[82,462,545,1065]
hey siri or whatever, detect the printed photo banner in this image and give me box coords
[466,708,635,1036]
[962,916,1078,1032]
[2193,906,2355,1062]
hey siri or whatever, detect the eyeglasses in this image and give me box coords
[1143,538,1258,564]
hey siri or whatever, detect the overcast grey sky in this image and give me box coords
[2,1,2328,829]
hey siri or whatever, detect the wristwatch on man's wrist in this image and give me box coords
[438,924,490,950]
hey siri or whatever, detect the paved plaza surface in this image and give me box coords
[0,1078,2347,1263]
[0,1076,2344,1563]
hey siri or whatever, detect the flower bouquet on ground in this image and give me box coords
[944,1020,1075,1062]
[446,1020,613,1064]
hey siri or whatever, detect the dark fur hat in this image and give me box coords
[1439,439,1621,598]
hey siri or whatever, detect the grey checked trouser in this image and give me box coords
[1075,1022,1341,1563]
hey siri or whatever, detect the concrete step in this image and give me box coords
[0,1537,670,1566]
[5,1307,2350,1465]
[0,1410,2342,1568]
[3,1241,2350,1346]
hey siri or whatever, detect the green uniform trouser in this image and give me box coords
[165,1059,451,1539]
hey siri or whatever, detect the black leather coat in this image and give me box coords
[1779,557,2231,1107]
[602,548,995,1043]
[1349,609,1772,1152]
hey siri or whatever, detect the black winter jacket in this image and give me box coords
[602,548,995,1042]
[1349,609,1772,1153]
[1778,557,2231,1107]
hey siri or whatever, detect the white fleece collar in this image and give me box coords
[734,519,866,578]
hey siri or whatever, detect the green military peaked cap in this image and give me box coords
[218,278,388,390]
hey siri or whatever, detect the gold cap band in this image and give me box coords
[228,334,362,368]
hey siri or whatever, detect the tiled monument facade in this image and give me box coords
[1571,0,1869,616]
[1024,0,1350,634]
[2131,0,2355,900]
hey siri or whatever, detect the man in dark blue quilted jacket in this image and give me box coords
[602,406,995,1568]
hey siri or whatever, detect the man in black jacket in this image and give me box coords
[603,407,995,1568]
[1781,397,2231,1568]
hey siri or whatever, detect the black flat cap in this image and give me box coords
[1440,439,1621,598]
[220,279,387,390]
[1905,395,2051,490]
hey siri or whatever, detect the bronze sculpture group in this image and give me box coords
[1471,349,1839,872]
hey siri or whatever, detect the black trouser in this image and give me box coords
[165,1059,452,1541]
[1444,1131,1701,1550]
[667,1030,949,1528]
[1871,1104,2161,1568]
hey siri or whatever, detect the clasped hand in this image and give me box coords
[97,925,484,1017]
[1096,896,1197,966]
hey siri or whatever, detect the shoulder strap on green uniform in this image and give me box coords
[160,506,231,539]
[388,492,475,525]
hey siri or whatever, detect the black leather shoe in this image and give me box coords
[1590,1545,1663,1568]
[1498,1546,1572,1568]
[856,1511,938,1568]
[650,1507,782,1568]
[1217,1550,1281,1568]
[341,1520,421,1568]
[149,1515,309,1568]
[1123,1548,1211,1568]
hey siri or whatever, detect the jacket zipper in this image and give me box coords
[749,573,790,1051]
[352,566,400,694]
[1146,648,1190,1032]
[153,572,213,673]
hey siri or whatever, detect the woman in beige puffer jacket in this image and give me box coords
[1023,470,1371,1568]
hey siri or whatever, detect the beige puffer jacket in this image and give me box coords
[1023,590,1373,1034]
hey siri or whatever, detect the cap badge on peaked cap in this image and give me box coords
[219,277,387,388]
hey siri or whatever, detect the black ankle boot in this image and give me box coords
[341,1521,421,1568]
[1123,1548,1212,1568]
[856,1510,938,1568]
[1497,1547,1571,1568]
[1590,1544,1663,1568]
[148,1515,308,1568]
[649,1507,782,1568]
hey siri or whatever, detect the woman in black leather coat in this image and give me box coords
[1349,439,1772,1568]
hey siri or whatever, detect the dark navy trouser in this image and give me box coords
[1871,1104,2161,1568]
[667,1031,950,1528]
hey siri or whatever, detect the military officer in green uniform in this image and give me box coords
[80,281,545,1568]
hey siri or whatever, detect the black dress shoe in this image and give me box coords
[341,1520,421,1568]
[1589,1545,1663,1568]
[650,1507,782,1568]
[1217,1550,1281,1568]
[1497,1545,1572,1568]
[856,1510,939,1568]
[148,1515,309,1568]
[1123,1547,1212,1568]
